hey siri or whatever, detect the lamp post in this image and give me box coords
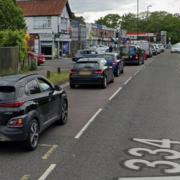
[147,5,152,18]
[137,0,139,40]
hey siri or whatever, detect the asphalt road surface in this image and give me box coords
[1,51,180,180]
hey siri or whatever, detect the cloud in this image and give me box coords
[69,0,180,23]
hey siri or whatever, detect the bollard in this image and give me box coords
[47,70,51,78]
[57,67,61,74]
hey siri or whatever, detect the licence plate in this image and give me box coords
[79,71,91,75]
[122,55,128,59]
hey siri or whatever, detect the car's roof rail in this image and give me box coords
[17,73,39,81]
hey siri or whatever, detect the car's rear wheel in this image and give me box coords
[102,76,107,89]
[70,83,75,89]
[115,68,120,77]
[23,119,39,151]
[56,100,68,125]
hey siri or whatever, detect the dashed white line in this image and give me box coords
[108,87,123,101]
[118,176,180,180]
[75,108,103,139]
[133,70,140,77]
[38,164,56,180]
[124,76,132,85]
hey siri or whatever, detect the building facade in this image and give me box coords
[86,23,116,47]
[17,0,72,59]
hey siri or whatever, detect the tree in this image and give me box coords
[0,0,26,30]
[121,13,138,32]
[96,14,121,28]
[71,13,86,24]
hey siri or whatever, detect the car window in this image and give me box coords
[120,46,129,55]
[129,47,137,55]
[26,80,41,95]
[0,86,16,100]
[97,54,114,62]
[74,62,99,69]
[37,78,52,92]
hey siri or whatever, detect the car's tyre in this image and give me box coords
[121,68,124,74]
[115,68,120,77]
[23,119,39,151]
[56,99,68,125]
[111,74,114,83]
[102,76,107,89]
[70,83,75,89]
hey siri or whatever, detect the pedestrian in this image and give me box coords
[109,45,113,52]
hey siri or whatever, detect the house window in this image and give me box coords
[61,17,68,33]
[34,17,51,29]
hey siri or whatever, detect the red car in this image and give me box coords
[28,52,46,65]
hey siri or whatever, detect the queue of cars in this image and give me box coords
[71,42,165,89]
[0,42,165,151]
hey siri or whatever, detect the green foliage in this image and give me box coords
[96,11,180,44]
[96,14,121,28]
[0,30,28,62]
[71,13,86,24]
[121,13,138,32]
[0,0,26,30]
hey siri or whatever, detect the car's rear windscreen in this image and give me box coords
[97,54,114,62]
[74,62,99,69]
[0,86,16,100]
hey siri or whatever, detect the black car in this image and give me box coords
[69,58,114,88]
[119,45,144,65]
[0,74,68,150]
[72,49,98,62]
[97,53,124,77]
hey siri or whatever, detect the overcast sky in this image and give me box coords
[69,0,180,23]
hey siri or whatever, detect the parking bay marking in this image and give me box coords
[109,87,123,101]
[118,176,180,180]
[74,108,103,139]
[41,144,58,160]
[124,77,132,85]
[20,175,30,180]
[38,164,56,180]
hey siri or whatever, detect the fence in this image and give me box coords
[0,47,19,76]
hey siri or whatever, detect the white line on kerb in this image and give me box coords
[109,87,123,101]
[124,76,132,85]
[75,108,103,139]
[118,176,180,180]
[38,164,56,180]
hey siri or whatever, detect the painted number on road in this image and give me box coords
[123,138,180,174]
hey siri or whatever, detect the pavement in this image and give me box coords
[34,57,73,76]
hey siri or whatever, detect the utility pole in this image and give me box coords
[137,0,139,40]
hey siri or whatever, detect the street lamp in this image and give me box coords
[147,5,152,18]
[137,0,139,40]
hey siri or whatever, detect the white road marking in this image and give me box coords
[133,70,140,76]
[74,108,103,139]
[20,175,30,180]
[108,87,123,101]
[38,164,56,180]
[124,77,132,85]
[118,176,180,180]
[42,145,58,160]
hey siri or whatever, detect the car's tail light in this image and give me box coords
[70,69,77,75]
[135,55,139,60]
[112,60,116,65]
[95,70,104,75]
[7,118,24,128]
[0,102,24,108]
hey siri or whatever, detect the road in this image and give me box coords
[1,51,180,180]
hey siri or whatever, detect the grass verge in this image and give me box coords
[48,71,69,85]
